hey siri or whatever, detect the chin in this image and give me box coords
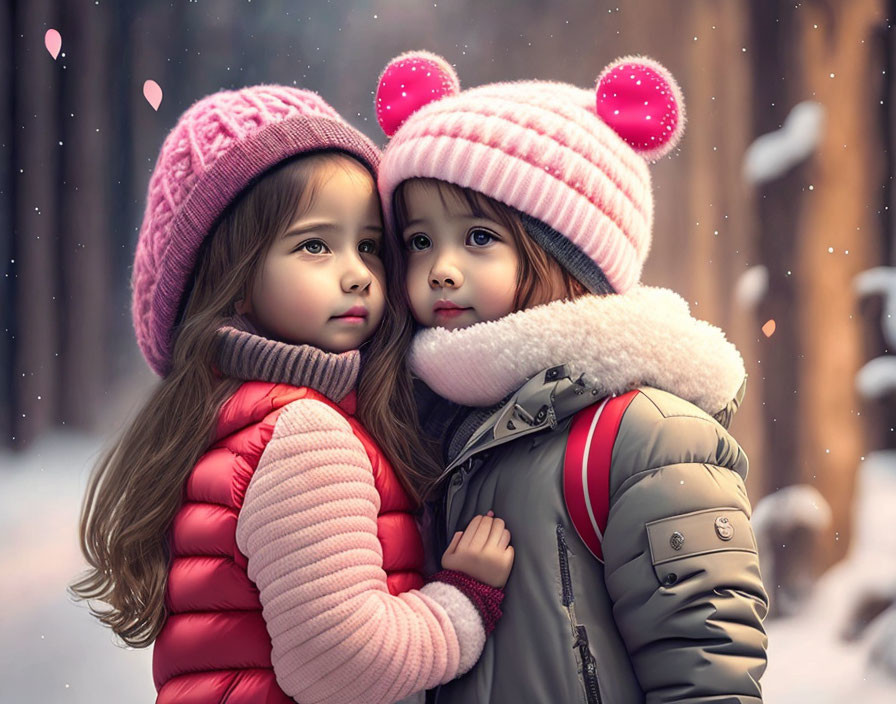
[433,318,475,331]
[328,332,372,353]
[321,340,357,353]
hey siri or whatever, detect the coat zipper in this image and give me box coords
[557,524,603,704]
[431,457,475,704]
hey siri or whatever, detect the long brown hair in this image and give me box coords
[71,151,438,648]
[393,178,591,312]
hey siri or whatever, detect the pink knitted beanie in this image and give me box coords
[132,85,381,376]
[375,51,686,294]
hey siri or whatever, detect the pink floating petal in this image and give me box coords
[762,319,776,338]
[45,29,61,60]
[376,50,460,137]
[596,56,685,161]
[143,80,163,111]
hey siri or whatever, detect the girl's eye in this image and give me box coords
[467,228,497,247]
[296,239,329,255]
[358,239,380,255]
[407,234,431,252]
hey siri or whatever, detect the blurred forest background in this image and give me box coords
[2,0,896,701]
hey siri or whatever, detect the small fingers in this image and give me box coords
[458,514,485,550]
[497,528,511,550]
[470,515,495,550]
[445,531,463,555]
[486,517,506,546]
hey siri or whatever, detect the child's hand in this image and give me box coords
[441,512,514,588]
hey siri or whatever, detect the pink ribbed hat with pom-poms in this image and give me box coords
[131,85,381,377]
[376,51,686,294]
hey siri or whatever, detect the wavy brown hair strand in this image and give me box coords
[70,153,352,647]
[357,189,443,506]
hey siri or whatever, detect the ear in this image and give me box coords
[234,297,251,316]
[376,50,460,137]
[595,56,685,162]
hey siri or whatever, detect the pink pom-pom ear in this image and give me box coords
[376,51,460,137]
[596,56,685,162]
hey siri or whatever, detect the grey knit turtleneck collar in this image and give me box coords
[214,316,360,402]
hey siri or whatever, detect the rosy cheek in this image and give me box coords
[482,286,513,317]
[476,264,517,318]
[405,266,429,319]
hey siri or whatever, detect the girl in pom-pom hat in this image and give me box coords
[70,84,516,704]
[376,51,769,703]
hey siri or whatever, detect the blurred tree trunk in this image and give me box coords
[888,2,896,269]
[1,1,14,444]
[10,0,62,448]
[609,1,769,502]
[57,0,113,433]
[749,0,886,570]
[859,4,896,457]
[3,0,155,450]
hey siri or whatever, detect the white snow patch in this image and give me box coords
[868,607,896,677]
[743,101,825,184]
[762,456,896,702]
[0,431,154,703]
[856,356,896,400]
[752,484,832,534]
[855,267,896,347]
[735,265,769,310]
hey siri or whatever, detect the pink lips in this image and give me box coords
[433,300,471,319]
[332,305,368,324]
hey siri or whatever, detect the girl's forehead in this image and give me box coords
[316,156,374,191]
[313,162,378,206]
[404,179,477,218]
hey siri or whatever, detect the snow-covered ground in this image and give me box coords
[0,431,154,704]
[760,454,896,703]
[1,430,895,703]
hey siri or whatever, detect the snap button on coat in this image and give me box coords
[670,531,685,551]
[715,515,735,541]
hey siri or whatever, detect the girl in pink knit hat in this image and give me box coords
[70,84,515,704]
[376,52,769,703]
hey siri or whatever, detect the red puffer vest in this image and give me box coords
[153,381,425,703]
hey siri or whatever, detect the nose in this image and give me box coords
[430,256,463,289]
[341,255,373,294]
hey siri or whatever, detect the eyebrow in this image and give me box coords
[402,214,480,232]
[283,222,338,238]
[283,221,383,238]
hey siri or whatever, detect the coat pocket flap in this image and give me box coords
[646,508,756,566]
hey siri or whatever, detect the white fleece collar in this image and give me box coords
[409,287,746,415]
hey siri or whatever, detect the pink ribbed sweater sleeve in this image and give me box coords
[235,398,484,704]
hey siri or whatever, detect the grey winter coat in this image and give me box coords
[411,288,770,704]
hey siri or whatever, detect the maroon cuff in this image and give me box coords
[429,569,504,635]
